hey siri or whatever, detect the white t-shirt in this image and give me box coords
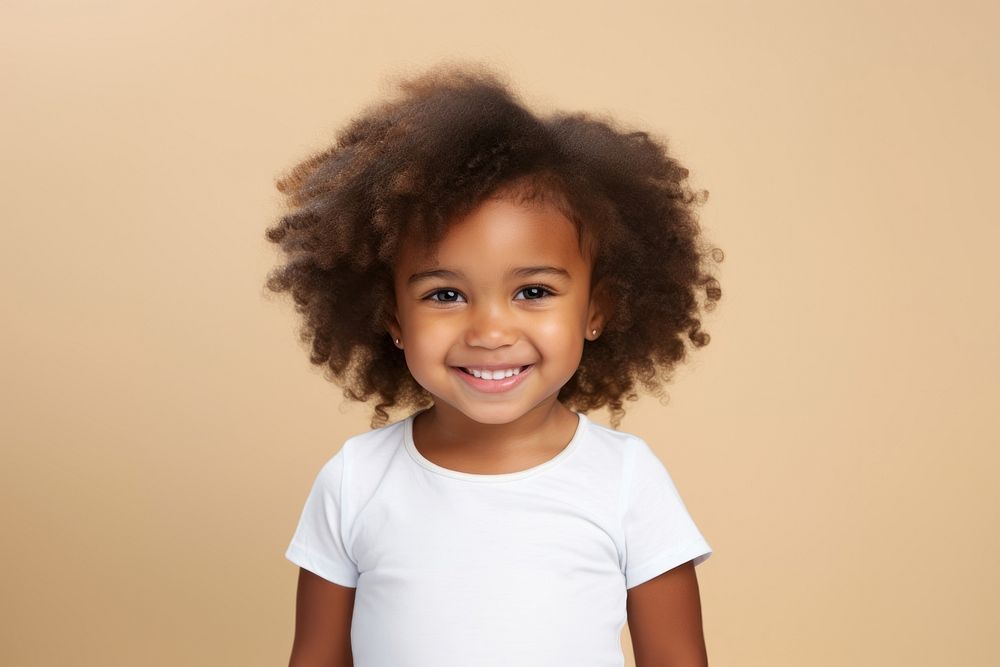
[285,409,712,667]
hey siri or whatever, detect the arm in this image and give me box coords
[626,560,708,667]
[288,568,356,667]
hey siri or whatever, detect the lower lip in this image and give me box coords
[452,365,533,393]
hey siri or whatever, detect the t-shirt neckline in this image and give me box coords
[403,409,588,483]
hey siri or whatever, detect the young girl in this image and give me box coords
[267,63,723,667]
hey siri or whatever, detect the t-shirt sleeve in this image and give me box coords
[284,447,359,588]
[621,438,713,589]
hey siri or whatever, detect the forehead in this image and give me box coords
[396,197,588,273]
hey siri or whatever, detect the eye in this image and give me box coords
[422,285,556,304]
[515,285,555,300]
[425,289,465,303]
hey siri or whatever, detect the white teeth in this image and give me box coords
[467,366,522,380]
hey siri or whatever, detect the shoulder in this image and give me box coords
[578,417,653,473]
[578,421,685,513]
[340,416,408,464]
[572,416,659,503]
[579,415,647,460]
[315,414,410,494]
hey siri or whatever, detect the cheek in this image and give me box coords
[401,326,453,376]
[405,336,442,363]
[406,315,456,346]
[535,319,572,341]
[401,345,440,390]
[537,302,586,335]
[534,316,584,352]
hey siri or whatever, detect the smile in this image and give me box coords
[451,364,534,393]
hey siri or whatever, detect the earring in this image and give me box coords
[394,337,401,346]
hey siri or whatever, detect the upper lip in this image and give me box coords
[454,363,533,370]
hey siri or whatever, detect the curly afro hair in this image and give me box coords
[264,62,723,429]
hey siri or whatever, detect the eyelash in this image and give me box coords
[423,285,556,304]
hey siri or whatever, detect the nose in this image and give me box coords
[464,299,518,348]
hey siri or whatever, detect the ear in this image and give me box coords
[383,301,404,348]
[586,277,613,341]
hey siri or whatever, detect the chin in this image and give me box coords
[461,393,566,424]
[453,401,524,421]
[464,408,527,424]
[424,397,530,425]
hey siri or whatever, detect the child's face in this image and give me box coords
[388,197,606,425]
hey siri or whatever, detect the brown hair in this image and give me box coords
[264,63,723,429]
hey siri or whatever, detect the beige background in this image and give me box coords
[3,1,997,665]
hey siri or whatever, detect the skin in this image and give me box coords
[289,195,708,665]
[627,560,709,666]
[288,569,355,667]
[385,195,609,473]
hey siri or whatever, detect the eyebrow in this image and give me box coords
[407,265,572,285]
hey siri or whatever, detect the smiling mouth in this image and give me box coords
[456,364,533,376]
